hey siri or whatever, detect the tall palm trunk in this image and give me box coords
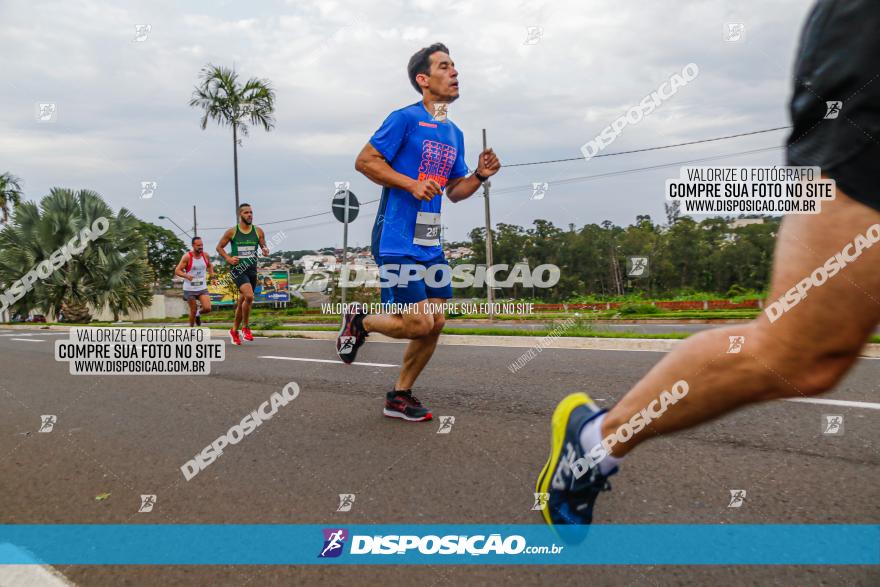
[233,122,240,222]
[61,299,91,323]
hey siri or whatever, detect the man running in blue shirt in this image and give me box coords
[337,42,501,422]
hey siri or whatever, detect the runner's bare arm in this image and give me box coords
[445,176,480,203]
[204,254,215,278]
[215,228,237,264]
[447,148,501,203]
[257,227,269,256]
[355,143,442,201]
[174,253,192,281]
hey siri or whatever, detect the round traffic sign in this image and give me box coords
[331,190,359,223]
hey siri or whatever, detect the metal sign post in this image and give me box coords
[332,189,359,307]
[482,129,495,321]
[342,193,349,306]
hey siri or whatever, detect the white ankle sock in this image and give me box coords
[579,413,621,476]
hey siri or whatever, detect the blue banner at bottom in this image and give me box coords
[0,525,877,565]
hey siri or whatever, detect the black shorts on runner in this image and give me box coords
[232,264,258,290]
[786,0,880,212]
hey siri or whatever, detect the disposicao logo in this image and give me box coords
[319,528,348,558]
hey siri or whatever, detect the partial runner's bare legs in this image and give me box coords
[187,298,198,327]
[362,298,446,390]
[600,185,880,456]
[234,284,254,331]
[198,294,212,316]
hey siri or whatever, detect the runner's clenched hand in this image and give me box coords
[410,179,443,201]
[476,148,501,178]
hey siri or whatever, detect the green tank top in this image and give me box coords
[230,224,260,267]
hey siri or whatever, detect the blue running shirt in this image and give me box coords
[369,102,469,261]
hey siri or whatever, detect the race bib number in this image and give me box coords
[237,245,257,258]
[190,278,205,288]
[413,211,441,247]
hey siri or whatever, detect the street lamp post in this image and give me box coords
[158,215,192,240]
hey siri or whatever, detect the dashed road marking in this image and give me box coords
[785,397,880,410]
[259,355,397,368]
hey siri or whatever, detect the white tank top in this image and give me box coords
[183,253,208,291]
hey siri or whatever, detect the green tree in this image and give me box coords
[0,172,23,225]
[464,215,779,301]
[135,220,187,286]
[0,188,154,322]
[189,64,276,220]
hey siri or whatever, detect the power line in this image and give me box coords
[493,145,784,196]
[198,145,782,227]
[197,127,789,230]
[192,144,784,256]
[199,198,381,231]
[239,149,785,250]
[261,217,346,234]
[287,146,783,219]
[501,126,791,168]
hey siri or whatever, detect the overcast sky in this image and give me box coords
[1,0,816,251]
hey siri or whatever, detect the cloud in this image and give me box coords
[0,0,813,249]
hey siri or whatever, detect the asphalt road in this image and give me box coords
[0,328,877,586]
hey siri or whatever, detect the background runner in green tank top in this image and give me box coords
[216,203,269,345]
[230,223,261,269]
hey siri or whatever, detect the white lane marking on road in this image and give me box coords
[260,341,880,404]
[0,544,74,586]
[785,397,880,410]
[0,565,74,586]
[11,338,44,343]
[260,355,397,368]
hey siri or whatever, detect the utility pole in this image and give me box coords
[610,245,623,296]
[341,189,350,306]
[232,123,240,223]
[482,129,495,321]
[192,205,198,237]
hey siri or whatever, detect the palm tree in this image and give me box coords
[189,64,275,221]
[0,188,154,322]
[0,172,23,225]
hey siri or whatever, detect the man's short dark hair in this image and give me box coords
[191,236,202,245]
[239,203,251,210]
[407,43,449,94]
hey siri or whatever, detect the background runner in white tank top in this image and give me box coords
[183,254,208,291]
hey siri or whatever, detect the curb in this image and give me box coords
[8,324,880,358]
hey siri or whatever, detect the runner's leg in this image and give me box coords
[199,294,212,315]
[363,305,435,339]
[601,186,880,457]
[187,297,196,327]
[395,298,446,390]
[237,283,254,330]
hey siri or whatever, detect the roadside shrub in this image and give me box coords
[250,317,282,330]
[619,303,660,315]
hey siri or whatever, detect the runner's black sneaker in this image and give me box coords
[336,303,368,364]
[384,390,432,422]
[536,393,616,527]
[195,312,202,326]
